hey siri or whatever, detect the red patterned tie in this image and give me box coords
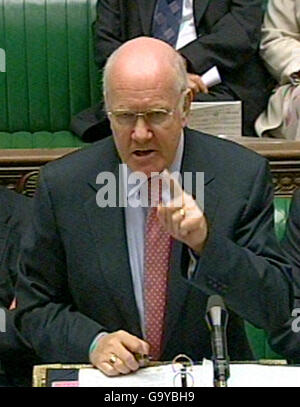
[144,205,172,360]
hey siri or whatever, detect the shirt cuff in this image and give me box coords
[187,248,200,279]
[290,71,300,86]
[88,332,108,356]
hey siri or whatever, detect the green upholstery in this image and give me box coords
[245,196,292,360]
[0,0,101,148]
[0,131,88,148]
[0,0,270,149]
[262,0,269,12]
[274,196,292,241]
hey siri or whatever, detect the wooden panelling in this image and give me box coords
[0,148,79,196]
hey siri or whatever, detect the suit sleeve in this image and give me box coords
[281,189,300,272]
[190,159,293,333]
[94,0,123,68]
[0,226,16,308]
[0,193,32,308]
[260,0,300,84]
[268,189,300,361]
[178,0,264,74]
[14,171,104,363]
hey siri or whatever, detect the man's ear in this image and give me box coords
[181,89,193,126]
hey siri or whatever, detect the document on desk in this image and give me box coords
[188,101,242,138]
[79,359,300,387]
[79,359,212,387]
[228,363,300,387]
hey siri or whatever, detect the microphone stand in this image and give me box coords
[205,295,230,387]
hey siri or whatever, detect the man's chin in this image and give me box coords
[128,160,165,178]
[132,167,162,179]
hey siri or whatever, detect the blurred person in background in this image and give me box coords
[255,0,300,139]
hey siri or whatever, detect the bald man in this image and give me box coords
[15,38,292,376]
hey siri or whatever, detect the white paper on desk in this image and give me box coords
[188,101,242,137]
[228,363,300,387]
[79,364,175,387]
[79,359,300,387]
[203,360,300,387]
[201,66,221,88]
[78,359,213,387]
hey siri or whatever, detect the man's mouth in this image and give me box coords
[133,149,155,157]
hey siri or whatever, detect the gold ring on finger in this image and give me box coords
[179,208,185,218]
[109,354,118,364]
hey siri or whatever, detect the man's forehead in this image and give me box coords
[107,69,178,100]
[111,39,175,69]
[115,70,173,87]
[106,86,179,111]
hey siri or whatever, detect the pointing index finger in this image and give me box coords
[160,169,184,208]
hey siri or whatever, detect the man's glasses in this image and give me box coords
[107,108,176,127]
[107,89,188,127]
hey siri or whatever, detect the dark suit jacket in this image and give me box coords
[95,1,272,111]
[0,188,32,308]
[282,190,300,272]
[269,189,300,362]
[15,129,292,364]
[0,188,34,386]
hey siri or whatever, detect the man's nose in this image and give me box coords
[131,116,153,142]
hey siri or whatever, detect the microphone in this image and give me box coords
[205,295,230,387]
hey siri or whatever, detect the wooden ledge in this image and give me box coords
[0,148,79,165]
[219,137,300,160]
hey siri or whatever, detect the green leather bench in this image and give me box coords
[0,0,100,148]
[0,0,271,149]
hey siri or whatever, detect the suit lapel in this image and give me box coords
[138,0,157,35]
[193,0,210,27]
[84,157,142,337]
[162,129,221,352]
